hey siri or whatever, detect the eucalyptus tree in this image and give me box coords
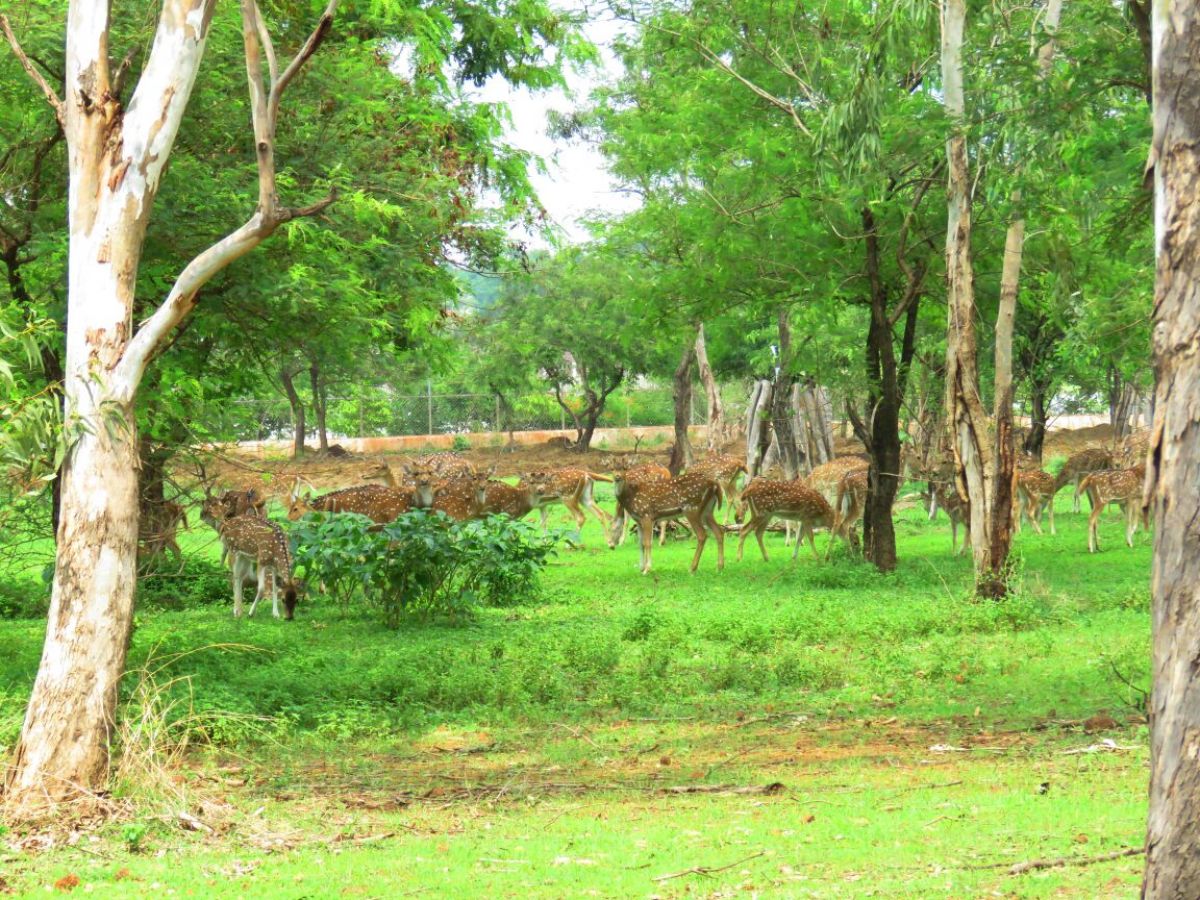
[0,0,582,817]
[1143,5,1200,892]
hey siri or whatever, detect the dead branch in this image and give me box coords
[661,783,786,796]
[967,846,1143,875]
[652,849,766,882]
[0,15,65,126]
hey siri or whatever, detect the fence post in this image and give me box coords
[427,380,434,436]
[495,395,501,435]
[358,394,364,438]
[560,404,566,432]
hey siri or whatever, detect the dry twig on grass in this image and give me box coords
[652,849,766,882]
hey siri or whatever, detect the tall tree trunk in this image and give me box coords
[1023,378,1049,460]
[1144,5,1200,892]
[744,379,773,477]
[281,368,306,458]
[0,0,338,818]
[771,310,802,480]
[694,323,726,451]
[309,362,329,451]
[669,341,695,475]
[797,381,834,469]
[941,0,1011,598]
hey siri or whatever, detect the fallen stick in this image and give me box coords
[661,783,785,796]
[652,850,765,882]
[1007,847,1144,875]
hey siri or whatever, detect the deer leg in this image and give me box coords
[564,497,587,533]
[806,524,819,560]
[1048,497,1056,535]
[1125,502,1137,548]
[583,487,613,527]
[736,513,753,562]
[638,518,653,574]
[755,516,771,562]
[1026,496,1043,536]
[231,555,247,618]
[539,506,550,534]
[1088,495,1103,553]
[248,564,267,618]
[791,522,805,561]
[708,502,724,571]
[686,510,707,573]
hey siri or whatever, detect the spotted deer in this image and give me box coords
[925,479,970,556]
[287,478,425,523]
[1015,468,1056,535]
[1052,448,1114,513]
[473,473,550,520]
[201,496,299,619]
[219,488,267,518]
[138,500,187,564]
[688,454,748,523]
[610,471,724,574]
[734,478,838,562]
[829,468,870,552]
[428,472,490,520]
[806,455,870,504]
[607,462,672,549]
[520,468,614,537]
[415,452,476,478]
[1080,465,1147,553]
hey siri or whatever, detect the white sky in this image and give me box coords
[469,9,641,246]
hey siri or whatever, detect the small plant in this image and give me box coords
[452,434,471,451]
[121,822,149,853]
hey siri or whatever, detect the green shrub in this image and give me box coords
[0,578,49,619]
[136,557,231,611]
[291,510,557,627]
[451,434,471,451]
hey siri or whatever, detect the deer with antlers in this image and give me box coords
[1080,465,1148,553]
[201,494,300,620]
[735,478,839,562]
[610,470,724,574]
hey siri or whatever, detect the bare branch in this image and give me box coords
[0,15,65,126]
[269,0,337,122]
[251,1,278,85]
[112,46,139,101]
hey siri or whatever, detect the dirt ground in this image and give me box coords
[196,423,1129,500]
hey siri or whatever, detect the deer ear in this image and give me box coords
[487,464,497,477]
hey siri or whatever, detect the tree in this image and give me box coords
[1142,3,1200,893]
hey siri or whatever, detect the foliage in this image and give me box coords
[289,510,557,627]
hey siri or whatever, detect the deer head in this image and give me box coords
[286,477,317,520]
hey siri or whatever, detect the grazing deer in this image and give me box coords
[924,479,970,556]
[1116,430,1150,468]
[521,468,614,537]
[1015,468,1056,535]
[806,455,870,504]
[735,478,837,562]
[1080,465,1147,553]
[428,472,490,520]
[830,468,869,552]
[1052,448,1114,513]
[201,496,299,619]
[610,471,724,574]
[287,478,423,523]
[607,462,672,549]
[688,454,748,523]
[138,500,187,564]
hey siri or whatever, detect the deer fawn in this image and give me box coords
[607,462,672,548]
[1053,447,1114,513]
[1080,465,1147,553]
[201,495,299,619]
[735,478,838,562]
[521,468,614,537]
[688,454,748,523]
[1015,468,1056,535]
[287,478,424,523]
[922,478,970,556]
[611,471,724,574]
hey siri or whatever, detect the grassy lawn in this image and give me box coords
[0,485,1151,897]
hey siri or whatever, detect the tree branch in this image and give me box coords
[0,14,65,126]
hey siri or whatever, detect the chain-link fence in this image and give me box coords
[228,384,753,442]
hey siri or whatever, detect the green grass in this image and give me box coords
[0,486,1152,897]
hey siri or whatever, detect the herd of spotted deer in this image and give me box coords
[145,433,1149,621]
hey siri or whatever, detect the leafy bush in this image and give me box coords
[291,510,557,627]
[451,434,471,451]
[0,577,49,620]
[137,557,231,611]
